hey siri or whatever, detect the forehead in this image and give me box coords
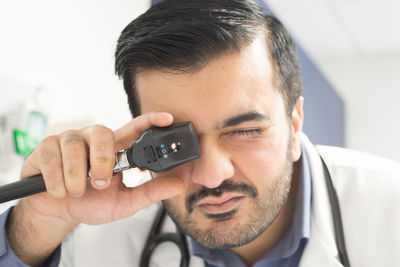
[135,36,283,130]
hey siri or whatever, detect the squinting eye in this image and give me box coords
[229,128,262,137]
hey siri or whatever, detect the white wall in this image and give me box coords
[1,0,399,163]
[265,0,400,162]
[0,0,149,132]
[316,52,400,161]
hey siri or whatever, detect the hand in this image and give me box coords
[16,113,184,225]
[15,112,185,227]
[6,112,186,266]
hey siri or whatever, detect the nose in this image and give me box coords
[190,137,234,188]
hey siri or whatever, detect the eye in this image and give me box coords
[228,128,263,137]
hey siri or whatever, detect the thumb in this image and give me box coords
[120,176,185,216]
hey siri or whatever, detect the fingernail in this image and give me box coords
[94,180,107,186]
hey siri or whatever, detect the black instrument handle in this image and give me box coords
[0,174,46,204]
[0,122,201,205]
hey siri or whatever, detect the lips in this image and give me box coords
[196,193,244,214]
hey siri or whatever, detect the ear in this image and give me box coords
[291,96,304,162]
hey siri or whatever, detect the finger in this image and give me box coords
[81,125,115,189]
[22,136,67,199]
[116,176,185,217]
[59,131,88,197]
[114,112,174,151]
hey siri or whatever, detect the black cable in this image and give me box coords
[320,155,351,267]
[140,205,190,267]
[0,174,46,203]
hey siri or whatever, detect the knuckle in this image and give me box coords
[42,168,66,199]
[66,181,86,196]
[41,135,59,145]
[34,136,61,169]
[46,182,67,199]
[62,130,84,147]
[89,125,113,137]
[38,148,59,167]
[87,126,115,151]
[65,167,81,179]
[36,135,59,158]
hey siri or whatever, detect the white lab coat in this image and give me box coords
[59,135,400,267]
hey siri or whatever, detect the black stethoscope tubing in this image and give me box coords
[140,155,351,267]
[320,155,351,267]
[139,204,190,267]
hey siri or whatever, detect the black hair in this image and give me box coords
[115,0,302,117]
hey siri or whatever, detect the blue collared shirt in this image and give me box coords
[0,206,61,267]
[191,145,312,267]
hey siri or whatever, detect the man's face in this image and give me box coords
[135,36,303,249]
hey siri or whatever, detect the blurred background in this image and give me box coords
[267,0,400,162]
[0,0,399,186]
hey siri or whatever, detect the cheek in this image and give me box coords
[164,193,187,214]
[230,135,289,185]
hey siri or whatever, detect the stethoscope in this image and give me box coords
[140,155,351,267]
[139,204,190,267]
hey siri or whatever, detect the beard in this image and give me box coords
[162,136,294,249]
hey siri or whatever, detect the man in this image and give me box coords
[0,0,399,266]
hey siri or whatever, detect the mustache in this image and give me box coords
[186,180,258,214]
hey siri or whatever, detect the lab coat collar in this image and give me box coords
[299,134,343,267]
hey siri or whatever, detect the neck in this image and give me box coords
[230,160,301,266]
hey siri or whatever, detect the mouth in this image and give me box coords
[196,193,244,214]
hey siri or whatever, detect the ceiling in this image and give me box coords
[266,0,400,58]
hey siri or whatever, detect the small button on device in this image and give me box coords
[143,146,157,163]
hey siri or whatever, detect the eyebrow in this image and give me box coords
[217,111,270,129]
